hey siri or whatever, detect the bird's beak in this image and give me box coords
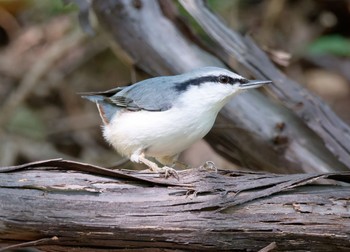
[239,80,272,89]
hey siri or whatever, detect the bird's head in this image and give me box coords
[174,67,271,110]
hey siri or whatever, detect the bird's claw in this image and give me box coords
[162,166,180,180]
[151,166,179,180]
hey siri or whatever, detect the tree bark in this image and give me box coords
[1,160,350,251]
[90,0,350,173]
[179,0,350,171]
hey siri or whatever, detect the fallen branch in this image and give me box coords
[0,160,350,251]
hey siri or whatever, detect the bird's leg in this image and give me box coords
[133,152,179,180]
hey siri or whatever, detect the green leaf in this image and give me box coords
[307,35,350,56]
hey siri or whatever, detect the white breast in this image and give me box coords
[103,105,218,159]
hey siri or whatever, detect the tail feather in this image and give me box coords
[80,87,125,124]
[78,86,124,99]
[81,95,120,125]
[81,95,105,103]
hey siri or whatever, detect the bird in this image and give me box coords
[82,67,271,179]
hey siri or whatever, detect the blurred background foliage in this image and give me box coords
[0,0,349,169]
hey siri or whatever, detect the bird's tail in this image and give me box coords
[78,86,124,102]
[79,87,124,124]
[81,94,105,103]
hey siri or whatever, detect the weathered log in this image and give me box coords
[91,0,349,173]
[0,160,350,251]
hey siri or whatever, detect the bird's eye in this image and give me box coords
[218,75,229,84]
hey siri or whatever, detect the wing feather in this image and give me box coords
[82,75,178,112]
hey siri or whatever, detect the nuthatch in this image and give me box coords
[82,67,271,178]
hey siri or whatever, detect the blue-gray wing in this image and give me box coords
[108,76,178,111]
[82,76,179,112]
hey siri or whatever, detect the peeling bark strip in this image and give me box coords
[91,0,350,173]
[0,160,350,251]
[0,158,185,187]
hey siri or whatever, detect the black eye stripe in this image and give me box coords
[225,76,248,84]
[218,75,229,83]
[219,76,249,85]
[174,75,248,91]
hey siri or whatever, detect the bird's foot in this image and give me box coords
[133,152,180,180]
[151,166,179,180]
[199,161,217,172]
